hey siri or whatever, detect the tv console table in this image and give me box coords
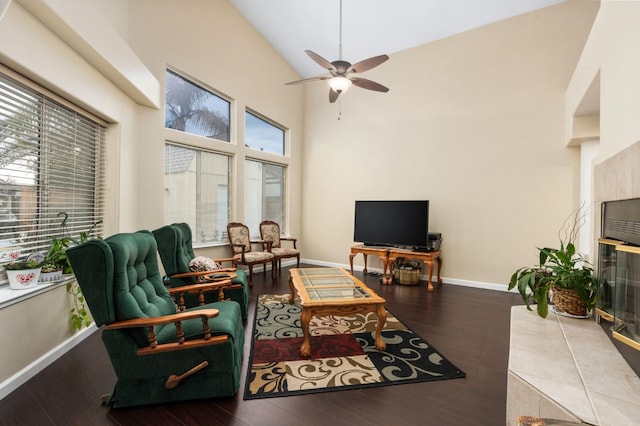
[349,245,390,277]
[349,245,442,291]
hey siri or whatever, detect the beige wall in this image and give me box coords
[123,0,304,260]
[0,0,303,385]
[302,0,599,286]
[566,1,640,257]
[0,0,137,384]
[567,0,640,163]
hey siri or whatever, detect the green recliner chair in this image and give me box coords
[66,231,244,408]
[152,223,249,319]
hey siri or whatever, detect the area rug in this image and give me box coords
[243,294,466,399]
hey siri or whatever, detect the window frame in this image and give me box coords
[163,67,294,249]
[163,142,232,246]
[0,66,106,294]
[244,158,287,238]
[244,109,286,156]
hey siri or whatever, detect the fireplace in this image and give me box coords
[598,198,640,360]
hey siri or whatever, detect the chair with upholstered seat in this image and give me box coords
[66,231,244,408]
[227,222,276,285]
[153,223,249,319]
[259,220,300,275]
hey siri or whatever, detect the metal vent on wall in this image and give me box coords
[602,198,640,246]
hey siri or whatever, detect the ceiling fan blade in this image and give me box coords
[329,88,341,103]
[285,76,330,86]
[348,54,389,74]
[351,77,389,93]
[305,50,337,73]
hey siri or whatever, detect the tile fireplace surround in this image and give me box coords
[506,141,640,425]
[507,306,640,425]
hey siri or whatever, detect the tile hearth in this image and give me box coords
[507,305,640,426]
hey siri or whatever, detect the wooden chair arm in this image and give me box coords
[171,270,234,280]
[167,280,232,294]
[281,237,298,249]
[168,279,240,310]
[251,239,273,252]
[104,309,219,330]
[104,308,229,355]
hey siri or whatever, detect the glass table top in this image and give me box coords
[291,268,375,301]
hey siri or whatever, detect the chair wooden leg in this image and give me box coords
[271,260,277,281]
[248,266,254,287]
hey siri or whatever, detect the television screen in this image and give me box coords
[353,200,429,248]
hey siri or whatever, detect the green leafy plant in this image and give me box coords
[3,259,42,270]
[67,281,92,330]
[509,206,602,318]
[50,212,102,331]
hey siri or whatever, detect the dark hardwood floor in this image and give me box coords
[0,264,523,426]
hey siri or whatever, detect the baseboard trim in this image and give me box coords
[300,258,512,292]
[0,323,97,400]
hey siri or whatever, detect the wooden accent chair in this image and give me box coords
[226,222,276,285]
[152,223,249,319]
[66,231,244,408]
[259,220,300,275]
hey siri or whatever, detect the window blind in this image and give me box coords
[0,71,105,273]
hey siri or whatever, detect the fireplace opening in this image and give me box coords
[598,198,640,376]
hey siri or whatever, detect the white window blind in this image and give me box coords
[0,71,105,273]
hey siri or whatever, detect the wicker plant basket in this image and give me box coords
[552,286,587,317]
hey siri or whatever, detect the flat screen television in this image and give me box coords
[353,200,429,248]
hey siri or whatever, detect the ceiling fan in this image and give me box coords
[285,0,390,103]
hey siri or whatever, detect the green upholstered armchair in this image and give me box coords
[152,223,249,319]
[66,231,244,408]
[259,220,300,275]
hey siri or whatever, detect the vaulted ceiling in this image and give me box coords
[229,0,567,79]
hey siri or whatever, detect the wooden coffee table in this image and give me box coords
[288,268,387,357]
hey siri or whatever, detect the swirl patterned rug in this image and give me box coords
[243,294,466,399]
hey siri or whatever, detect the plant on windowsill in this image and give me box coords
[40,236,71,283]
[51,212,102,331]
[2,250,44,290]
[509,206,602,318]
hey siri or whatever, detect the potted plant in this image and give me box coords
[2,251,43,290]
[40,235,72,282]
[509,207,602,318]
[52,212,101,330]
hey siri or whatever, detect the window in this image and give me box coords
[245,111,285,155]
[0,71,105,281]
[245,160,285,237]
[165,69,230,141]
[164,143,230,245]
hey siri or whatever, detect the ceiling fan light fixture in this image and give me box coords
[328,76,351,93]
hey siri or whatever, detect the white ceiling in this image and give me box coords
[229,0,567,79]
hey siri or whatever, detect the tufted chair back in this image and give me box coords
[153,224,196,286]
[67,231,175,327]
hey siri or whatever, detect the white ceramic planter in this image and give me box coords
[7,267,42,289]
[39,269,63,283]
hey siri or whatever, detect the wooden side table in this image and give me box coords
[349,245,391,281]
[387,249,442,291]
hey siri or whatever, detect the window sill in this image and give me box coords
[0,275,74,309]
